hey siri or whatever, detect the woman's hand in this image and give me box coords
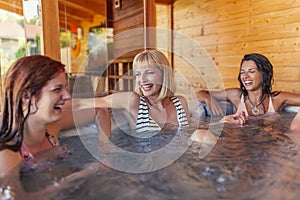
[205,97,225,116]
[220,112,246,125]
[196,90,225,116]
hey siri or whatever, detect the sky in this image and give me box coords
[0,10,21,21]
[23,0,39,21]
[0,0,38,22]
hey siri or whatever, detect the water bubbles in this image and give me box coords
[0,186,14,200]
[216,176,226,184]
[202,166,222,179]
[202,165,236,193]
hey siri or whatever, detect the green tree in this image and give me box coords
[35,33,41,54]
[29,17,38,25]
[15,43,26,59]
[60,30,70,48]
[18,18,24,28]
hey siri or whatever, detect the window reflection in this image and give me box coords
[23,0,41,55]
[0,8,24,77]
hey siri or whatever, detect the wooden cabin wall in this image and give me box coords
[156,0,300,94]
[112,0,145,58]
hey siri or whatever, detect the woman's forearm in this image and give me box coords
[196,90,210,103]
[290,111,300,132]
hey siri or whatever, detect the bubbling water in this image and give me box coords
[8,112,300,199]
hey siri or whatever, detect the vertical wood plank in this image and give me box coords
[40,0,61,61]
[145,0,156,48]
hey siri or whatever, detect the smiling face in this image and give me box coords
[133,50,176,100]
[239,60,263,92]
[135,65,163,98]
[30,72,71,124]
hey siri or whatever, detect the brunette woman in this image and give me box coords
[196,53,300,117]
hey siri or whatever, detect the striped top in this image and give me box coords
[135,96,189,132]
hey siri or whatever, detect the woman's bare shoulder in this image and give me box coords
[176,95,187,101]
[124,92,141,110]
[272,91,300,106]
[128,92,140,101]
[175,95,189,110]
[0,149,21,177]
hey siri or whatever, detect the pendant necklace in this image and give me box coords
[247,95,265,115]
[45,129,60,146]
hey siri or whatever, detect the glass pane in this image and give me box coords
[0,6,25,77]
[58,0,111,97]
[23,0,41,56]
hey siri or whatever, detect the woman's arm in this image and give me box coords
[47,107,111,140]
[65,92,133,111]
[274,92,300,109]
[196,90,225,116]
[220,112,246,125]
[196,88,241,116]
[50,92,136,138]
[290,110,300,133]
[55,92,131,134]
[95,108,111,139]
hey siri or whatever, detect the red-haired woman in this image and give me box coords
[0,55,110,177]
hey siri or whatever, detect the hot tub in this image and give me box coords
[2,111,300,200]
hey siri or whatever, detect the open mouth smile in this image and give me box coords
[141,84,153,92]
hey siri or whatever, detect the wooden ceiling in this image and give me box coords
[0,0,173,30]
[58,0,106,29]
[0,0,106,29]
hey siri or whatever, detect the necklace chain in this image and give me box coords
[247,95,265,115]
[45,129,60,146]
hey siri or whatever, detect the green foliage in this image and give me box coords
[60,30,70,48]
[35,34,41,54]
[18,18,24,28]
[29,17,38,25]
[15,43,26,59]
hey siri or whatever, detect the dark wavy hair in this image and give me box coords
[0,55,65,152]
[238,53,274,99]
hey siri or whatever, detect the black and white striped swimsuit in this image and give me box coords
[135,96,189,132]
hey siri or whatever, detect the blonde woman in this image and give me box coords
[72,50,189,132]
[72,49,244,132]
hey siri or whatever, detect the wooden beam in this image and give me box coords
[155,0,174,5]
[40,0,61,61]
[59,12,82,29]
[0,0,106,31]
[0,0,23,15]
[58,9,93,22]
[145,0,156,27]
[58,0,105,16]
[58,6,93,21]
[145,0,156,48]
[106,0,113,28]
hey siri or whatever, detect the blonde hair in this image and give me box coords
[133,50,175,100]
